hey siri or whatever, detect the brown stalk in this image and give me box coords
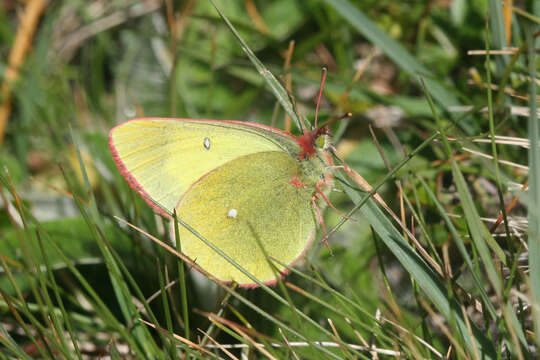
[0,0,47,144]
[244,0,269,34]
[198,329,240,360]
[139,319,218,358]
[489,180,528,233]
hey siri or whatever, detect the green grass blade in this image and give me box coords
[173,210,190,343]
[422,79,504,299]
[42,226,149,358]
[0,323,32,359]
[525,25,540,348]
[209,0,303,131]
[485,14,513,250]
[488,0,507,50]
[61,172,157,358]
[36,231,82,359]
[417,176,497,320]
[450,161,503,291]
[156,260,177,359]
[505,301,531,357]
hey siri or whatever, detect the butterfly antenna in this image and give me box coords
[315,112,352,138]
[314,67,327,130]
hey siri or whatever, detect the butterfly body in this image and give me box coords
[109,118,331,285]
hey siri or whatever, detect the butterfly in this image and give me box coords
[109,74,347,286]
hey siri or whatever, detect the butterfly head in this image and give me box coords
[296,112,351,160]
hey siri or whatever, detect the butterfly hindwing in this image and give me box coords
[176,151,316,284]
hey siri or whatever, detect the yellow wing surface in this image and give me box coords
[109,118,323,285]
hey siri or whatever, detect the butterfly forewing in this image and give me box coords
[109,119,290,214]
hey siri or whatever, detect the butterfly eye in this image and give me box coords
[227,208,238,218]
[204,137,211,150]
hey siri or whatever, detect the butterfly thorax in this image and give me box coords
[290,137,332,194]
[295,127,333,186]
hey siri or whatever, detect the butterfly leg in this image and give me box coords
[315,180,356,222]
[311,194,332,253]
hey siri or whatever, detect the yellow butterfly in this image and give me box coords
[109,79,345,286]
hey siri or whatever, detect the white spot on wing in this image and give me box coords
[204,137,211,150]
[227,208,238,218]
